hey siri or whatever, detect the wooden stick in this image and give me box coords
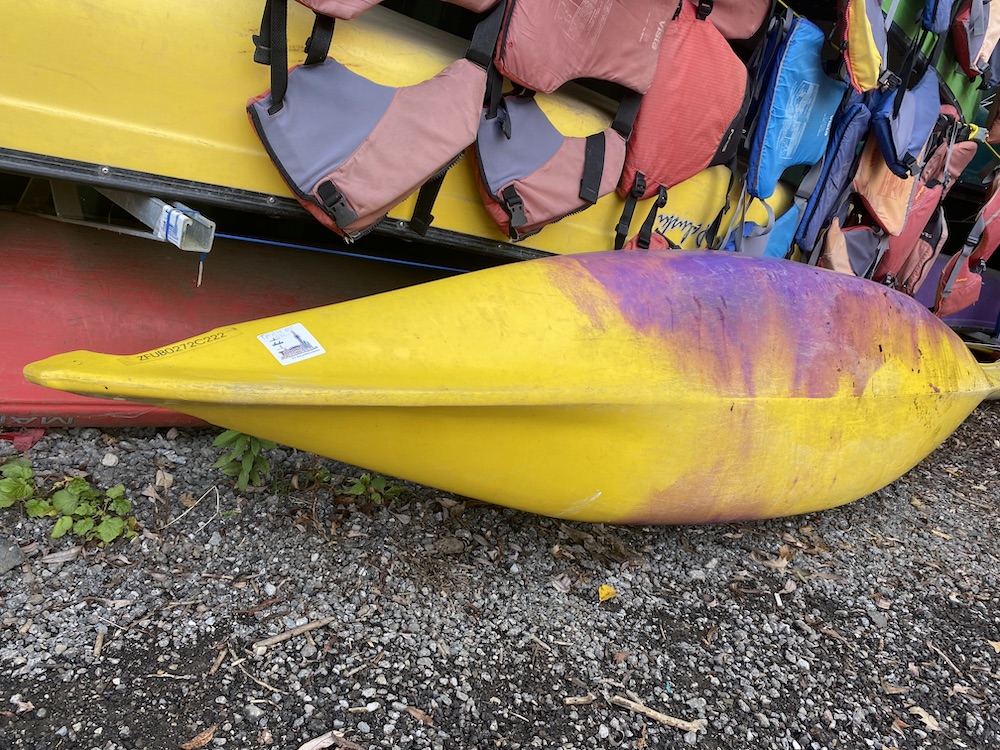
[253,616,336,650]
[609,695,707,733]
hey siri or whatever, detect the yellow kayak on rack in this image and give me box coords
[0,1,787,255]
[24,251,1000,524]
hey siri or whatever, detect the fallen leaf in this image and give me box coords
[13,699,34,714]
[908,706,941,732]
[39,547,82,564]
[297,731,363,750]
[180,724,217,750]
[549,573,572,593]
[880,678,909,695]
[891,717,910,736]
[405,706,433,726]
[988,640,1000,654]
[156,469,174,492]
[598,584,617,602]
[141,484,162,502]
[613,650,631,664]
[179,492,198,509]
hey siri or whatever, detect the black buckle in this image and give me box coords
[316,181,358,227]
[252,34,271,65]
[696,0,713,20]
[501,186,526,228]
[631,173,647,200]
[878,70,901,91]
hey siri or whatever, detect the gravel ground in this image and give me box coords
[1,404,999,750]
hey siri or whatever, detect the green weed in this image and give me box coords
[212,430,276,490]
[0,457,139,544]
[344,472,402,506]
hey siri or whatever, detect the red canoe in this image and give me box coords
[1,211,453,428]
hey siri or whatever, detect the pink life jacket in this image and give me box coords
[873,110,978,289]
[249,0,505,239]
[492,0,670,96]
[935,173,1000,316]
[615,0,749,248]
[687,0,774,40]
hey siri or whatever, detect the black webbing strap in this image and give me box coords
[466,1,506,69]
[474,1,508,119]
[611,91,643,139]
[409,172,447,236]
[580,92,640,204]
[304,13,335,65]
[255,0,290,114]
[614,172,646,249]
[580,134,606,204]
[636,186,668,249]
[254,0,335,113]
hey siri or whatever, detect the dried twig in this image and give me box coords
[608,695,707,733]
[162,486,218,529]
[253,616,336,650]
[238,663,287,695]
[563,693,596,706]
[927,640,963,677]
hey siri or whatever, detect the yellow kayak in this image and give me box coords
[24,251,1000,524]
[0,1,787,256]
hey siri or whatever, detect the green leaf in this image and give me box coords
[1,460,34,481]
[75,501,96,517]
[25,499,54,518]
[212,449,240,469]
[110,497,132,516]
[51,515,74,538]
[236,466,251,490]
[345,481,367,496]
[105,484,125,500]
[0,496,16,509]
[95,516,126,544]
[212,429,243,448]
[51,489,79,516]
[73,517,95,536]
[371,475,387,493]
[0,477,34,501]
[67,476,90,494]
[220,464,241,476]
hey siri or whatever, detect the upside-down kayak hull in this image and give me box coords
[24,251,1000,524]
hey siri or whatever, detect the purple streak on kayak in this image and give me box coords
[550,251,964,399]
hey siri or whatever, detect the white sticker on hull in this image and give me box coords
[258,323,325,365]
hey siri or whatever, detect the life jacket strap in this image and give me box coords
[614,173,647,249]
